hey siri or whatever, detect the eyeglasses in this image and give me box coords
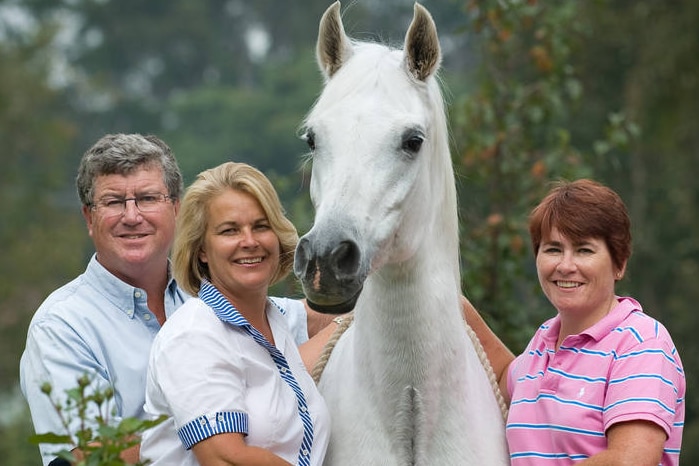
[90,193,173,217]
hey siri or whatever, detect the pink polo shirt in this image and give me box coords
[506,296,685,465]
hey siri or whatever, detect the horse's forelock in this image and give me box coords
[316,44,398,104]
[310,42,441,119]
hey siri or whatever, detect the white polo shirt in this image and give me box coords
[140,281,330,465]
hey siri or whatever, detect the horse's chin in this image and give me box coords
[305,287,362,315]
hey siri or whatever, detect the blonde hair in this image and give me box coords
[172,162,298,295]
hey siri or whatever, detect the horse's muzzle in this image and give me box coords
[294,231,366,314]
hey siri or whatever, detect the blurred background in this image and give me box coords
[1,0,697,463]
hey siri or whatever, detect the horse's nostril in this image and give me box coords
[294,237,311,277]
[330,240,361,278]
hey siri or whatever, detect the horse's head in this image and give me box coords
[294,1,456,314]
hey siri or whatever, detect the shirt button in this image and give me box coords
[143,313,152,321]
[199,418,207,426]
[217,414,225,421]
[134,291,142,298]
[300,406,307,413]
[302,449,309,456]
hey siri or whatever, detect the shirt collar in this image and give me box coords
[198,280,288,350]
[85,254,183,319]
[583,296,641,341]
[541,296,641,345]
[199,279,250,327]
[198,280,283,326]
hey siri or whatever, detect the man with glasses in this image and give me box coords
[19,134,329,465]
[19,134,187,465]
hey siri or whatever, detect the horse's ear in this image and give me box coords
[404,3,441,82]
[316,1,353,80]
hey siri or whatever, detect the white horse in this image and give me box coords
[294,2,509,465]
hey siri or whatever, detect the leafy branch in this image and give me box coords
[29,374,166,466]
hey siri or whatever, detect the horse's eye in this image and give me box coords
[402,132,424,154]
[304,130,316,151]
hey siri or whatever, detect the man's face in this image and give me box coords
[82,166,179,284]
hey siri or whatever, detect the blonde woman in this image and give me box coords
[141,162,329,466]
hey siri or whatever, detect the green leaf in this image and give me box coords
[28,432,73,445]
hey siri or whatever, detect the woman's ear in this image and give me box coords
[616,261,628,280]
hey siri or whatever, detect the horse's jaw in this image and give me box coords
[304,286,362,314]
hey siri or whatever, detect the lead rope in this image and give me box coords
[310,312,509,421]
[311,313,354,384]
[464,322,509,420]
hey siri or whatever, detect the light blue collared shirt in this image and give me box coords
[19,254,188,465]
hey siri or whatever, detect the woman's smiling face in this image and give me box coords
[198,188,280,300]
[536,227,624,327]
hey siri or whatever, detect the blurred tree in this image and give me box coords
[160,51,322,182]
[0,15,85,393]
[14,0,472,177]
[573,1,699,462]
[0,408,41,465]
[0,9,84,464]
[452,0,596,351]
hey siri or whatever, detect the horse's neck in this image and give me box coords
[355,243,462,347]
[349,254,465,414]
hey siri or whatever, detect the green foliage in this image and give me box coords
[452,0,587,350]
[161,53,322,184]
[0,8,85,392]
[451,0,635,352]
[29,375,166,466]
[0,403,42,466]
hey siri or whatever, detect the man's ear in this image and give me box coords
[82,204,94,237]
